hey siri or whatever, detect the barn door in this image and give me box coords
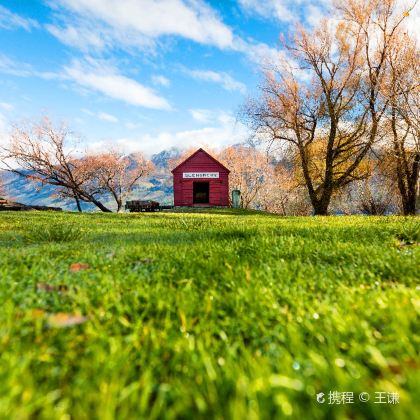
[193,182,209,204]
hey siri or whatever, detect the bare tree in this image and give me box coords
[217,146,274,209]
[255,163,312,215]
[349,175,397,215]
[90,149,154,212]
[243,0,414,215]
[382,31,420,214]
[0,117,112,212]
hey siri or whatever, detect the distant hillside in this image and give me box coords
[1,150,179,211]
[151,148,181,169]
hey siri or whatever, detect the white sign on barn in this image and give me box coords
[183,172,219,179]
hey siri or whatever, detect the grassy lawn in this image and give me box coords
[0,210,419,419]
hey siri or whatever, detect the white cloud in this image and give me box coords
[238,0,332,25]
[0,5,39,31]
[0,102,13,111]
[190,109,213,123]
[46,23,107,51]
[239,0,418,39]
[125,121,142,130]
[152,75,171,87]
[0,112,9,148]
[306,5,326,28]
[233,38,283,66]
[88,112,249,156]
[0,54,33,77]
[47,0,234,51]
[189,109,234,125]
[0,112,6,130]
[45,0,301,72]
[65,59,171,110]
[80,108,94,116]
[0,54,59,80]
[81,108,118,123]
[238,0,291,22]
[98,112,118,123]
[0,54,171,110]
[186,69,246,94]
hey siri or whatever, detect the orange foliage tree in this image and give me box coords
[1,117,112,212]
[243,0,415,215]
[89,149,154,212]
[381,31,420,214]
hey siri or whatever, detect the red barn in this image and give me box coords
[172,148,230,207]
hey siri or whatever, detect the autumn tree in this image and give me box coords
[217,146,274,208]
[253,162,312,215]
[381,31,420,214]
[243,0,414,215]
[90,149,154,212]
[0,117,112,212]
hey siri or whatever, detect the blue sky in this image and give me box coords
[0,0,339,155]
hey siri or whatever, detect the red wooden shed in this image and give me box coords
[171,148,230,207]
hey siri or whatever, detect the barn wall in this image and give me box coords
[172,150,229,207]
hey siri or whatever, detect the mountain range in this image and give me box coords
[1,148,182,211]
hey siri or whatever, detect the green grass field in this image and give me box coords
[0,210,419,419]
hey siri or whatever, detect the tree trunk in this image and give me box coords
[310,187,333,216]
[117,199,123,213]
[400,188,417,216]
[407,152,419,215]
[403,198,416,215]
[90,197,112,212]
[312,201,330,215]
[398,152,419,216]
[74,194,82,212]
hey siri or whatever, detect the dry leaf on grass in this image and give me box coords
[69,263,90,272]
[47,313,88,328]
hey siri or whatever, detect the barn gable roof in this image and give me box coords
[171,148,230,173]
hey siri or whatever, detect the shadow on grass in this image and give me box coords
[160,207,277,216]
